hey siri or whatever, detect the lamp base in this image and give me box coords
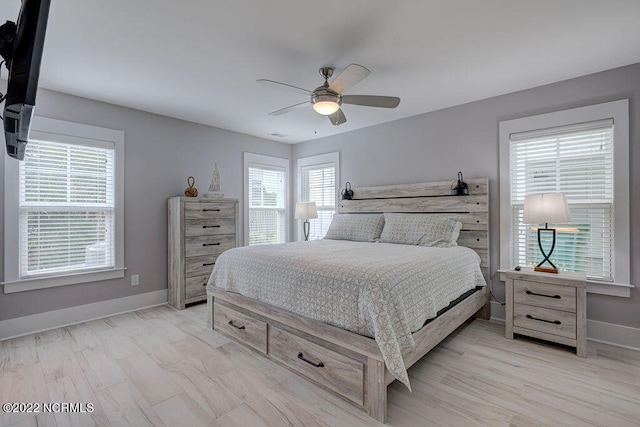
[535,226,559,274]
[534,266,559,274]
[303,220,310,241]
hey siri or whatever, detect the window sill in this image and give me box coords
[497,269,633,298]
[586,280,633,298]
[1,268,126,294]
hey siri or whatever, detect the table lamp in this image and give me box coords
[523,192,571,274]
[295,202,318,241]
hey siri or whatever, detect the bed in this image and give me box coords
[206,178,490,423]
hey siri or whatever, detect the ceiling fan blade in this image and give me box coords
[328,108,347,126]
[257,79,312,96]
[328,64,370,94]
[341,95,400,108]
[268,101,310,116]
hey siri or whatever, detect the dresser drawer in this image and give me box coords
[269,327,364,406]
[514,280,576,312]
[184,202,236,219]
[213,303,267,355]
[186,274,209,298]
[513,303,576,339]
[185,218,236,237]
[185,255,218,278]
[185,234,236,257]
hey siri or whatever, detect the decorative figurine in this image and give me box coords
[204,163,224,198]
[184,176,198,197]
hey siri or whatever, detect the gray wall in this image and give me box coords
[293,62,640,329]
[2,62,638,330]
[0,88,292,321]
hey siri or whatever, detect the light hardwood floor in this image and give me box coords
[1,303,639,426]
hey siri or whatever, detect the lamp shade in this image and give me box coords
[523,193,571,224]
[294,202,318,220]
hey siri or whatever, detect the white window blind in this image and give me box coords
[301,163,335,240]
[248,164,286,245]
[509,119,614,281]
[19,138,116,278]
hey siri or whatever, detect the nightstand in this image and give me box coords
[505,268,587,357]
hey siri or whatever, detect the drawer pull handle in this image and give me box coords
[203,225,221,228]
[227,320,245,330]
[526,314,561,325]
[203,243,221,247]
[203,262,215,266]
[526,290,561,299]
[203,208,221,212]
[297,352,324,368]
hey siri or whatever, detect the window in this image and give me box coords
[510,120,614,280]
[244,153,289,245]
[21,139,115,276]
[499,100,631,297]
[297,152,339,241]
[3,117,125,293]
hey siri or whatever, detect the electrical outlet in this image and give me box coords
[131,274,139,286]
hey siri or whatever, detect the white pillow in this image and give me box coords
[324,214,385,242]
[380,213,461,247]
[451,220,463,244]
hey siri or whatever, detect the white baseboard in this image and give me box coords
[489,301,640,351]
[3,291,638,352]
[0,290,168,341]
[587,319,640,351]
[490,301,506,323]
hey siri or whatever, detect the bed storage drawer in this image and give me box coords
[269,327,364,406]
[213,303,267,354]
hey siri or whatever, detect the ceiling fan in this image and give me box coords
[257,64,400,126]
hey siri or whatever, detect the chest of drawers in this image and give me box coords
[168,197,238,309]
[505,269,587,357]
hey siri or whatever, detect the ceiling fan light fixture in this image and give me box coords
[313,101,340,115]
[312,94,340,115]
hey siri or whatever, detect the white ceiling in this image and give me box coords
[2,0,640,144]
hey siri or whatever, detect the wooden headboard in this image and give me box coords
[337,178,490,316]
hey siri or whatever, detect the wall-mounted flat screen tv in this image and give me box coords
[1,0,51,160]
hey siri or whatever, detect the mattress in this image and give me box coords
[207,239,486,389]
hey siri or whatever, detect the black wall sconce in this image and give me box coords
[341,182,353,200]
[451,171,469,196]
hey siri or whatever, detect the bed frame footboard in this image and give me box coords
[207,286,487,423]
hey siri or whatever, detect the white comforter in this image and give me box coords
[207,240,486,389]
